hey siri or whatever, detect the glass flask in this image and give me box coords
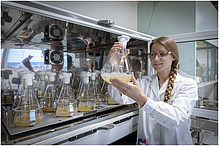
[13,72,43,127]
[93,72,106,108]
[42,72,58,112]
[100,81,119,105]
[101,35,131,84]
[13,70,32,108]
[36,71,47,105]
[55,72,77,117]
[77,72,96,112]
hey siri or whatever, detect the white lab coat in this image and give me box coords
[108,73,198,145]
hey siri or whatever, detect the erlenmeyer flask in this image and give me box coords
[77,72,96,112]
[42,72,58,112]
[13,72,43,127]
[13,70,32,108]
[55,73,77,117]
[101,35,131,84]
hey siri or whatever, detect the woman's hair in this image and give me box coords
[150,37,179,103]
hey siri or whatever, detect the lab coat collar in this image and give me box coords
[149,73,182,100]
[149,73,183,83]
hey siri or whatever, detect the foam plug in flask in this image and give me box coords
[42,72,58,112]
[77,72,96,112]
[55,73,77,117]
[36,71,47,105]
[101,35,131,84]
[13,72,43,127]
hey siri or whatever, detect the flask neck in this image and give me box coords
[82,83,89,91]
[19,85,35,106]
[59,83,72,99]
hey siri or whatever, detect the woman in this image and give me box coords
[108,37,198,145]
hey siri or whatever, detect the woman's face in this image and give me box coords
[150,43,175,74]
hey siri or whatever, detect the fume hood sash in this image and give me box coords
[1,1,155,42]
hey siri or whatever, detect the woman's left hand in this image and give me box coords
[110,72,148,107]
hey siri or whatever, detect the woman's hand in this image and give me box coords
[107,42,130,72]
[108,42,130,59]
[110,72,148,107]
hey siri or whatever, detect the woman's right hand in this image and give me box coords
[108,42,123,60]
[108,42,130,59]
[107,42,130,72]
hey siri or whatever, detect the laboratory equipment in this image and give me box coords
[94,73,107,108]
[36,71,47,104]
[77,72,96,112]
[13,72,43,127]
[103,81,119,105]
[101,35,131,84]
[42,72,58,112]
[55,72,77,116]
[13,70,32,108]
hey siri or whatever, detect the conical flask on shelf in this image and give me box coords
[77,72,96,112]
[13,70,32,108]
[13,72,43,127]
[36,71,47,105]
[55,72,77,117]
[42,72,58,112]
[101,35,131,84]
[92,72,106,108]
[103,81,119,105]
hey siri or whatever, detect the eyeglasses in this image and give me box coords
[148,52,171,59]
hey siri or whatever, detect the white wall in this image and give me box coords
[196,1,218,32]
[137,1,217,78]
[137,1,195,37]
[40,1,138,30]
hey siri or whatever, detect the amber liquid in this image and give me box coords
[13,107,43,127]
[56,105,77,116]
[42,99,56,112]
[78,101,96,112]
[13,114,43,127]
[107,97,119,105]
[101,73,131,84]
[42,107,55,112]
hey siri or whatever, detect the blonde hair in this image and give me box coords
[150,37,179,103]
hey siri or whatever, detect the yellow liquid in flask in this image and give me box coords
[101,73,131,84]
[56,105,77,116]
[13,109,43,127]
